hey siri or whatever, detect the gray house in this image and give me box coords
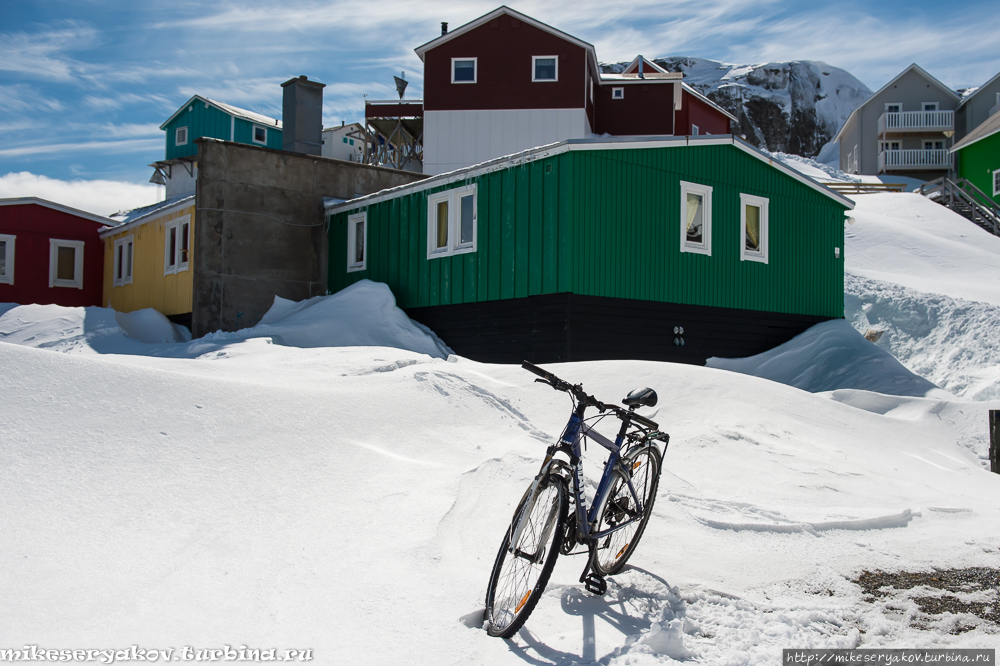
[835,64,960,178]
[956,70,1000,142]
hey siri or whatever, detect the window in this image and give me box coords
[49,239,85,289]
[994,169,1000,197]
[612,87,624,100]
[679,181,712,255]
[347,212,367,272]
[427,184,477,259]
[691,124,700,136]
[164,216,191,275]
[452,58,477,83]
[0,234,14,285]
[923,140,944,150]
[879,141,901,152]
[740,194,769,264]
[532,56,558,82]
[884,103,901,113]
[922,102,939,111]
[113,236,134,287]
[176,127,188,146]
[253,125,267,144]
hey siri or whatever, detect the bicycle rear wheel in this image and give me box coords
[591,444,662,577]
[484,474,568,638]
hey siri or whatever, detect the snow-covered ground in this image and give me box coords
[2,186,1000,662]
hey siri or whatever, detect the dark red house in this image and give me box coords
[0,198,113,307]
[414,6,736,174]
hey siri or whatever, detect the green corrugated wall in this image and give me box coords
[329,144,847,318]
[957,133,1000,206]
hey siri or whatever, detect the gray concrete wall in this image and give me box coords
[192,138,426,337]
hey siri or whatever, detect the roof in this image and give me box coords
[159,95,282,131]
[833,63,959,143]
[101,195,196,236]
[325,135,854,215]
[414,6,597,64]
[681,82,739,123]
[958,70,1000,109]
[0,197,116,226]
[950,110,1000,152]
[622,55,668,75]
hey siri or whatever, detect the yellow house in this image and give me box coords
[100,195,195,326]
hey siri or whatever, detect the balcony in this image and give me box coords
[878,110,954,135]
[878,148,951,172]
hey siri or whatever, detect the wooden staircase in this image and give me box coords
[916,177,1000,237]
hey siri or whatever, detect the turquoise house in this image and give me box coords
[160,96,284,160]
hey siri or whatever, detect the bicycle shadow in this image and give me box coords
[500,566,686,665]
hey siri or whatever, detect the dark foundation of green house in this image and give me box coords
[327,137,853,364]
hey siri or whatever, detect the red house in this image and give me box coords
[415,6,736,174]
[0,198,113,308]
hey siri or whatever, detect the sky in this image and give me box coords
[1,0,998,217]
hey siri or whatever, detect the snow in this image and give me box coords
[3,191,1000,660]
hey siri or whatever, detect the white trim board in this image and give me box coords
[326,135,854,215]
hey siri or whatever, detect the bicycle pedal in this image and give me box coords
[583,573,608,596]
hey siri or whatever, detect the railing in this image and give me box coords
[878,148,951,171]
[820,181,908,194]
[877,110,954,134]
[916,177,1000,236]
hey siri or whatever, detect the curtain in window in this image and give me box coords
[745,204,760,252]
[686,193,703,244]
[436,201,449,249]
[57,246,75,281]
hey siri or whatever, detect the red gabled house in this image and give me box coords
[414,6,736,174]
[0,198,113,308]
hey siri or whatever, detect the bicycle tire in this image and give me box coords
[591,444,662,577]
[484,474,568,638]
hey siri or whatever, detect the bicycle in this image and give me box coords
[483,361,670,638]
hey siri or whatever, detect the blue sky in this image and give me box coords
[1,0,998,215]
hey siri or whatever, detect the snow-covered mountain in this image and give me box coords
[602,57,872,159]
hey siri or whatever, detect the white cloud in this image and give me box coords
[0,172,164,218]
[0,22,98,81]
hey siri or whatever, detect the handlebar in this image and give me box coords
[521,360,659,430]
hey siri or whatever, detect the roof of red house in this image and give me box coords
[0,197,116,227]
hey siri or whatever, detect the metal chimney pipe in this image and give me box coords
[441,22,448,35]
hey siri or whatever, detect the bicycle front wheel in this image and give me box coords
[591,444,662,577]
[484,474,568,638]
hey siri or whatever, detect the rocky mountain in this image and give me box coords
[601,57,872,159]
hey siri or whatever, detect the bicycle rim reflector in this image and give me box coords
[633,461,642,470]
[615,543,630,560]
[515,590,532,613]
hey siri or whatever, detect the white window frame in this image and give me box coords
[691,124,700,136]
[347,212,367,272]
[879,140,901,152]
[679,181,713,256]
[922,140,944,150]
[921,101,939,111]
[451,58,477,84]
[175,127,188,146]
[426,184,478,260]
[113,235,134,287]
[252,125,267,145]
[884,102,901,113]
[740,194,769,264]
[993,169,1000,197]
[49,239,85,289]
[532,56,558,82]
[0,233,14,285]
[164,215,191,276]
[612,87,624,100]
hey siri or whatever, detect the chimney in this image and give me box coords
[441,22,448,35]
[281,75,326,156]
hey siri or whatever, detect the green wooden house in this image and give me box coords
[951,111,1000,207]
[325,136,854,364]
[160,95,283,160]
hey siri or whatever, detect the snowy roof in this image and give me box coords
[101,194,195,237]
[0,197,116,226]
[159,95,282,131]
[950,110,1000,152]
[957,70,1000,109]
[326,135,853,214]
[414,6,597,66]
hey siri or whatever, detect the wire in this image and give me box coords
[195,206,326,227]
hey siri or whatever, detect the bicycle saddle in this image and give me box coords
[623,387,657,408]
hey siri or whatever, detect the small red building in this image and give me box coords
[415,7,736,174]
[0,198,113,307]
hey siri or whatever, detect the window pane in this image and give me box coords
[126,242,132,277]
[0,240,6,276]
[453,60,475,81]
[57,246,75,280]
[686,193,703,244]
[181,222,190,262]
[460,195,474,244]
[116,245,123,280]
[535,58,556,80]
[355,220,365,263]
[745,205,761,252]
[436,200,449,249]
[168,227,177,267]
